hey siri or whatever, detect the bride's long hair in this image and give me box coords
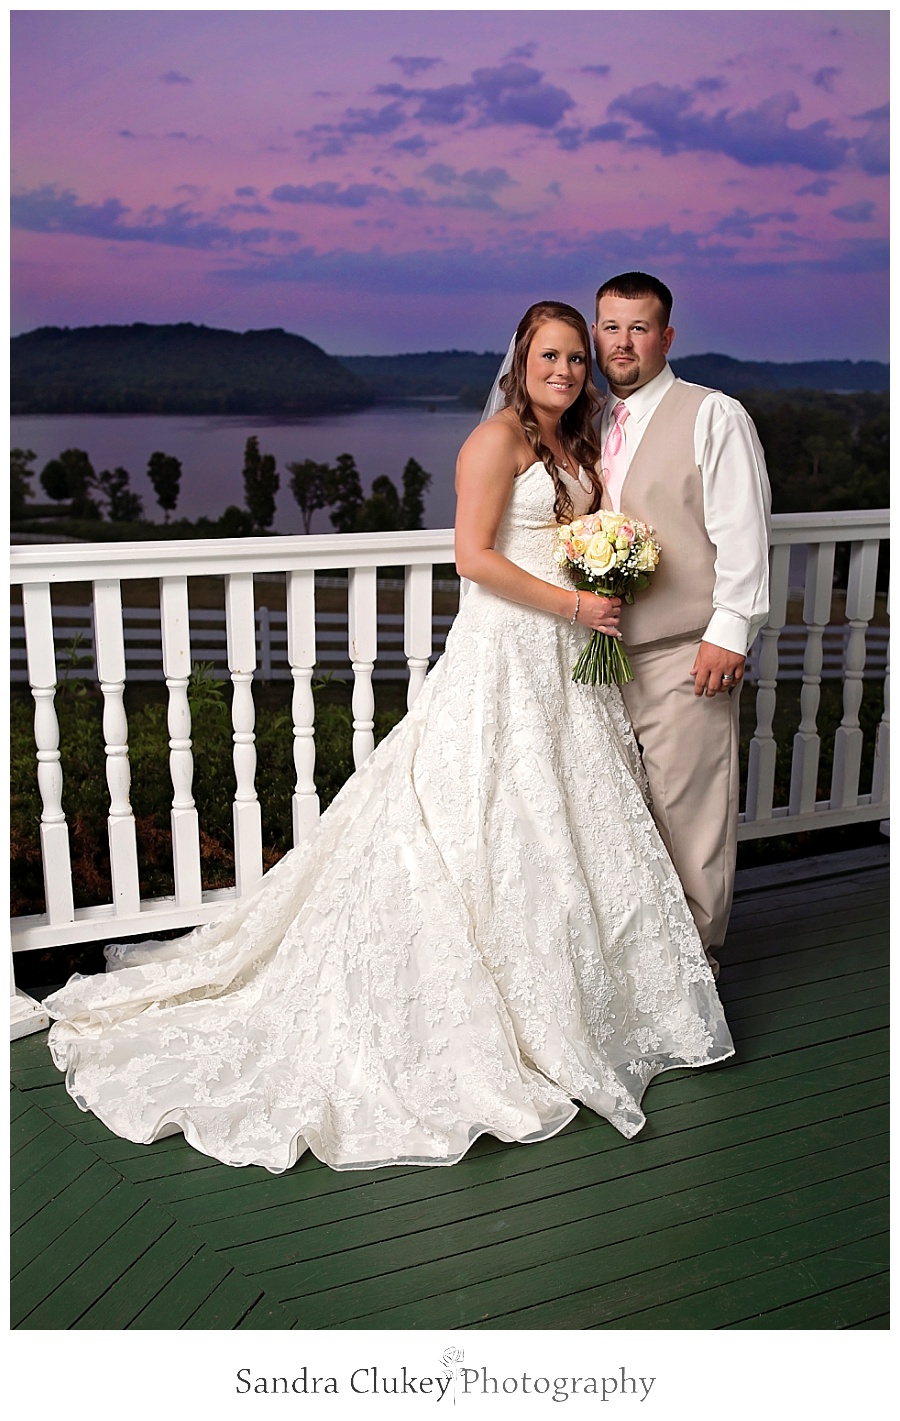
[500,301,603,523]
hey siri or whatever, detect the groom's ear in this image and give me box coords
[662,325,675,355]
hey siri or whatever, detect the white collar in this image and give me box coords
[605,364,675,427]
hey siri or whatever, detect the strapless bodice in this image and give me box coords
[493,460,595,585]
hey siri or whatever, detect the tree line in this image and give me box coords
[11,439,432,538]
[9,390,888,538]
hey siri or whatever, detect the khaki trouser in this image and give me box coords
[621,633,742,954]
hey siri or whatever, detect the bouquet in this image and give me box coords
[556,511,661,685]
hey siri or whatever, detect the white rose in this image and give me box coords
[583,533,616,575]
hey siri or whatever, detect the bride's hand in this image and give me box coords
[577,593,622,636]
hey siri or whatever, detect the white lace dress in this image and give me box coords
[46,462,734,1173]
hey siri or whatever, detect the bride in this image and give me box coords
[46,301,734,1173]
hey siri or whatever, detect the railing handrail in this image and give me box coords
[9,508,890,583]
[768,509,890,543]
[9,527,459,584]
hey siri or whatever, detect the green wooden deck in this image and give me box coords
[11,846,889,1331]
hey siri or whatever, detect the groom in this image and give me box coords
[592,271,771,973]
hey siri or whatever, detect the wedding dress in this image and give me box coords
[46,462,734,1173]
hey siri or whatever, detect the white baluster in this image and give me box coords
[404,564,433,709]
[22,584,74,924]
[287,569,320,842]
[871,577,890,811]
[744,544,790,822]
[93,580,141,915]
[348,567,377,767]
[160,576,202,908]
[225,573,263,894]
[831,540,880,809]
[789,542,835,815]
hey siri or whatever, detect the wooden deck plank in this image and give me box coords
[723,965,887,1022]
[126,1247,236,1329]
[175,1050,888,1252]
[246,1071,888,1275]
[10,1103,59,1155]
[10,1061,71,1092]
[614,1213,888,1330]
[72,1224,207,1330]
[13,1181,151,1327]
[729,1272,890,1330]
[727,1005,886,1060]
[235,1294,302,1329]
[12,1111,91,1188]
[250,1097,887,1319]
[468,1197,887,1332]
[354,1177,888,1333]
[724,928,888,978]
[11,1160,121,1278]
[23,1200,181,1330]
[10,1082,32,1121]
[722,981,886,1036]
[729,879,888,924]
[181,1270,271,1330]
[10,1137,100,1232]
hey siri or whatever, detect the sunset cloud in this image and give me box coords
[608,84,851,171]
[10,8,888,360]
[11,186,274,251]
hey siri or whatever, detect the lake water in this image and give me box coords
[11,403,482,534]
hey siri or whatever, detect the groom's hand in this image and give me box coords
[690,641,745,698]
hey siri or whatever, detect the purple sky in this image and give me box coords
[10,8,889,360]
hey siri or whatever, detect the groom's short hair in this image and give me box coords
[596,272,673,326]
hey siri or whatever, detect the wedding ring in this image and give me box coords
[722,674,734,682]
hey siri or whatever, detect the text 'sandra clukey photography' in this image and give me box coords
[234,1349,656,1403]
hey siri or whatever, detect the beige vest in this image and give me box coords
[601,380,715,648]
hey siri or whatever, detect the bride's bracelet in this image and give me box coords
[569,592,581,625]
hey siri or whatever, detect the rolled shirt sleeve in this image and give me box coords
[695,392,772,656]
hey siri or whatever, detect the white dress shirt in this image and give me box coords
[600,364,772,655]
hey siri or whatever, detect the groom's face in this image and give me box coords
[592,294,674,396]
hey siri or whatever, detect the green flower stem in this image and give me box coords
[572,630,634,686]
[571,582,634,686]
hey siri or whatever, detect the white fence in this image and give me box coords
[9,512,890,1037]
[10,596,888,686]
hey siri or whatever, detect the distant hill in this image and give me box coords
[668,352,889,395]
[10,323,373,415]
[10,324,888,414]
[340,349,889,403]
[337,350,506,402]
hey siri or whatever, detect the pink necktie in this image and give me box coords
[603,402,630,510]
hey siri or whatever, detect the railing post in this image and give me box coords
[832,540,880,809]
[348,567,377,767]
[744,543,790,822]
[160,576,202,908]
[789,542,835,815]
[93,579,141,915]
[404,564,433,709]
[225,572,263,894]
[22,584,75,925]
[871,581,890,815]
[286,569,320,842]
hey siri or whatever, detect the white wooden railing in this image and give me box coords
[9,511,889,1037]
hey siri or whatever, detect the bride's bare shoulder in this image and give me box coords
[457,410,530,473]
